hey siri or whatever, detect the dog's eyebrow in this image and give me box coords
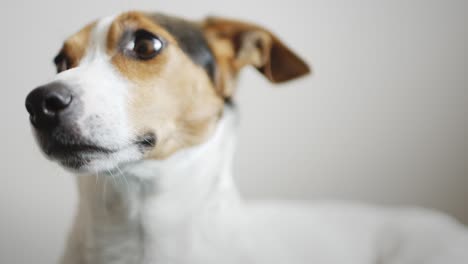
[149,13,216,81]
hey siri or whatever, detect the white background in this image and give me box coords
[0,0,466,263]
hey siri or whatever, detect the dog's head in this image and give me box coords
[25,11,310,172]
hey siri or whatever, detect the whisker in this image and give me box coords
[102,176,108,204]
[107,169,118,187]
[116,165,130,190]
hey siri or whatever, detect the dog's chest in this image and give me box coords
[79,178,147,264]
[76,173,245,264]
[84,224,142,264]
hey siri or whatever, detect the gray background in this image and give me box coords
[1,0,467,263]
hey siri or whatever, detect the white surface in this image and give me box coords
[0,0,467,263]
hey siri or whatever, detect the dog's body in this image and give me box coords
[25,12,468,264]
[62,108,468,264]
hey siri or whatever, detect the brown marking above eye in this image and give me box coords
[107,11,220,84]
[106,12,178,82]
[53,21,96,73]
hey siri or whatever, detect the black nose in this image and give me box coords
[25,82,73,130]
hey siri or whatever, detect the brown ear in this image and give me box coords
[202,17,311,86]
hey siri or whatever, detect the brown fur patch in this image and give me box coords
[59,22,96,68]
[106,12,224,159]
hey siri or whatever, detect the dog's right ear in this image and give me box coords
[202,17,311,98]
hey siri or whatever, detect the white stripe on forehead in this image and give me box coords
[81,15,116,64]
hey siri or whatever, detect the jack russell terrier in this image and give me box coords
[25,11,467,264]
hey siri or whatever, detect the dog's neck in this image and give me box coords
[71,107,247,263]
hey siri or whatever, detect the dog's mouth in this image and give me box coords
[37,132,156,171]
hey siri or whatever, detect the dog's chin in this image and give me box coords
[55,147,144,173]
[39,133,157,174]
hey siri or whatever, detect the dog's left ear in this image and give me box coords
[202,17,311,97]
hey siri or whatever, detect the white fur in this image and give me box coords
[60,106,468,264]
[52,17,468,264]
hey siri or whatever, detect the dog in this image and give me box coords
[25,11,468,264]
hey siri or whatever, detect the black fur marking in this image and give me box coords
[149,13,216,81]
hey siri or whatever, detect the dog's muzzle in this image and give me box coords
[25,82,156,171]
[25,81,90,162]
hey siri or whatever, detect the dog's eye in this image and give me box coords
[54,52,70,73]
[124,30,164,60]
